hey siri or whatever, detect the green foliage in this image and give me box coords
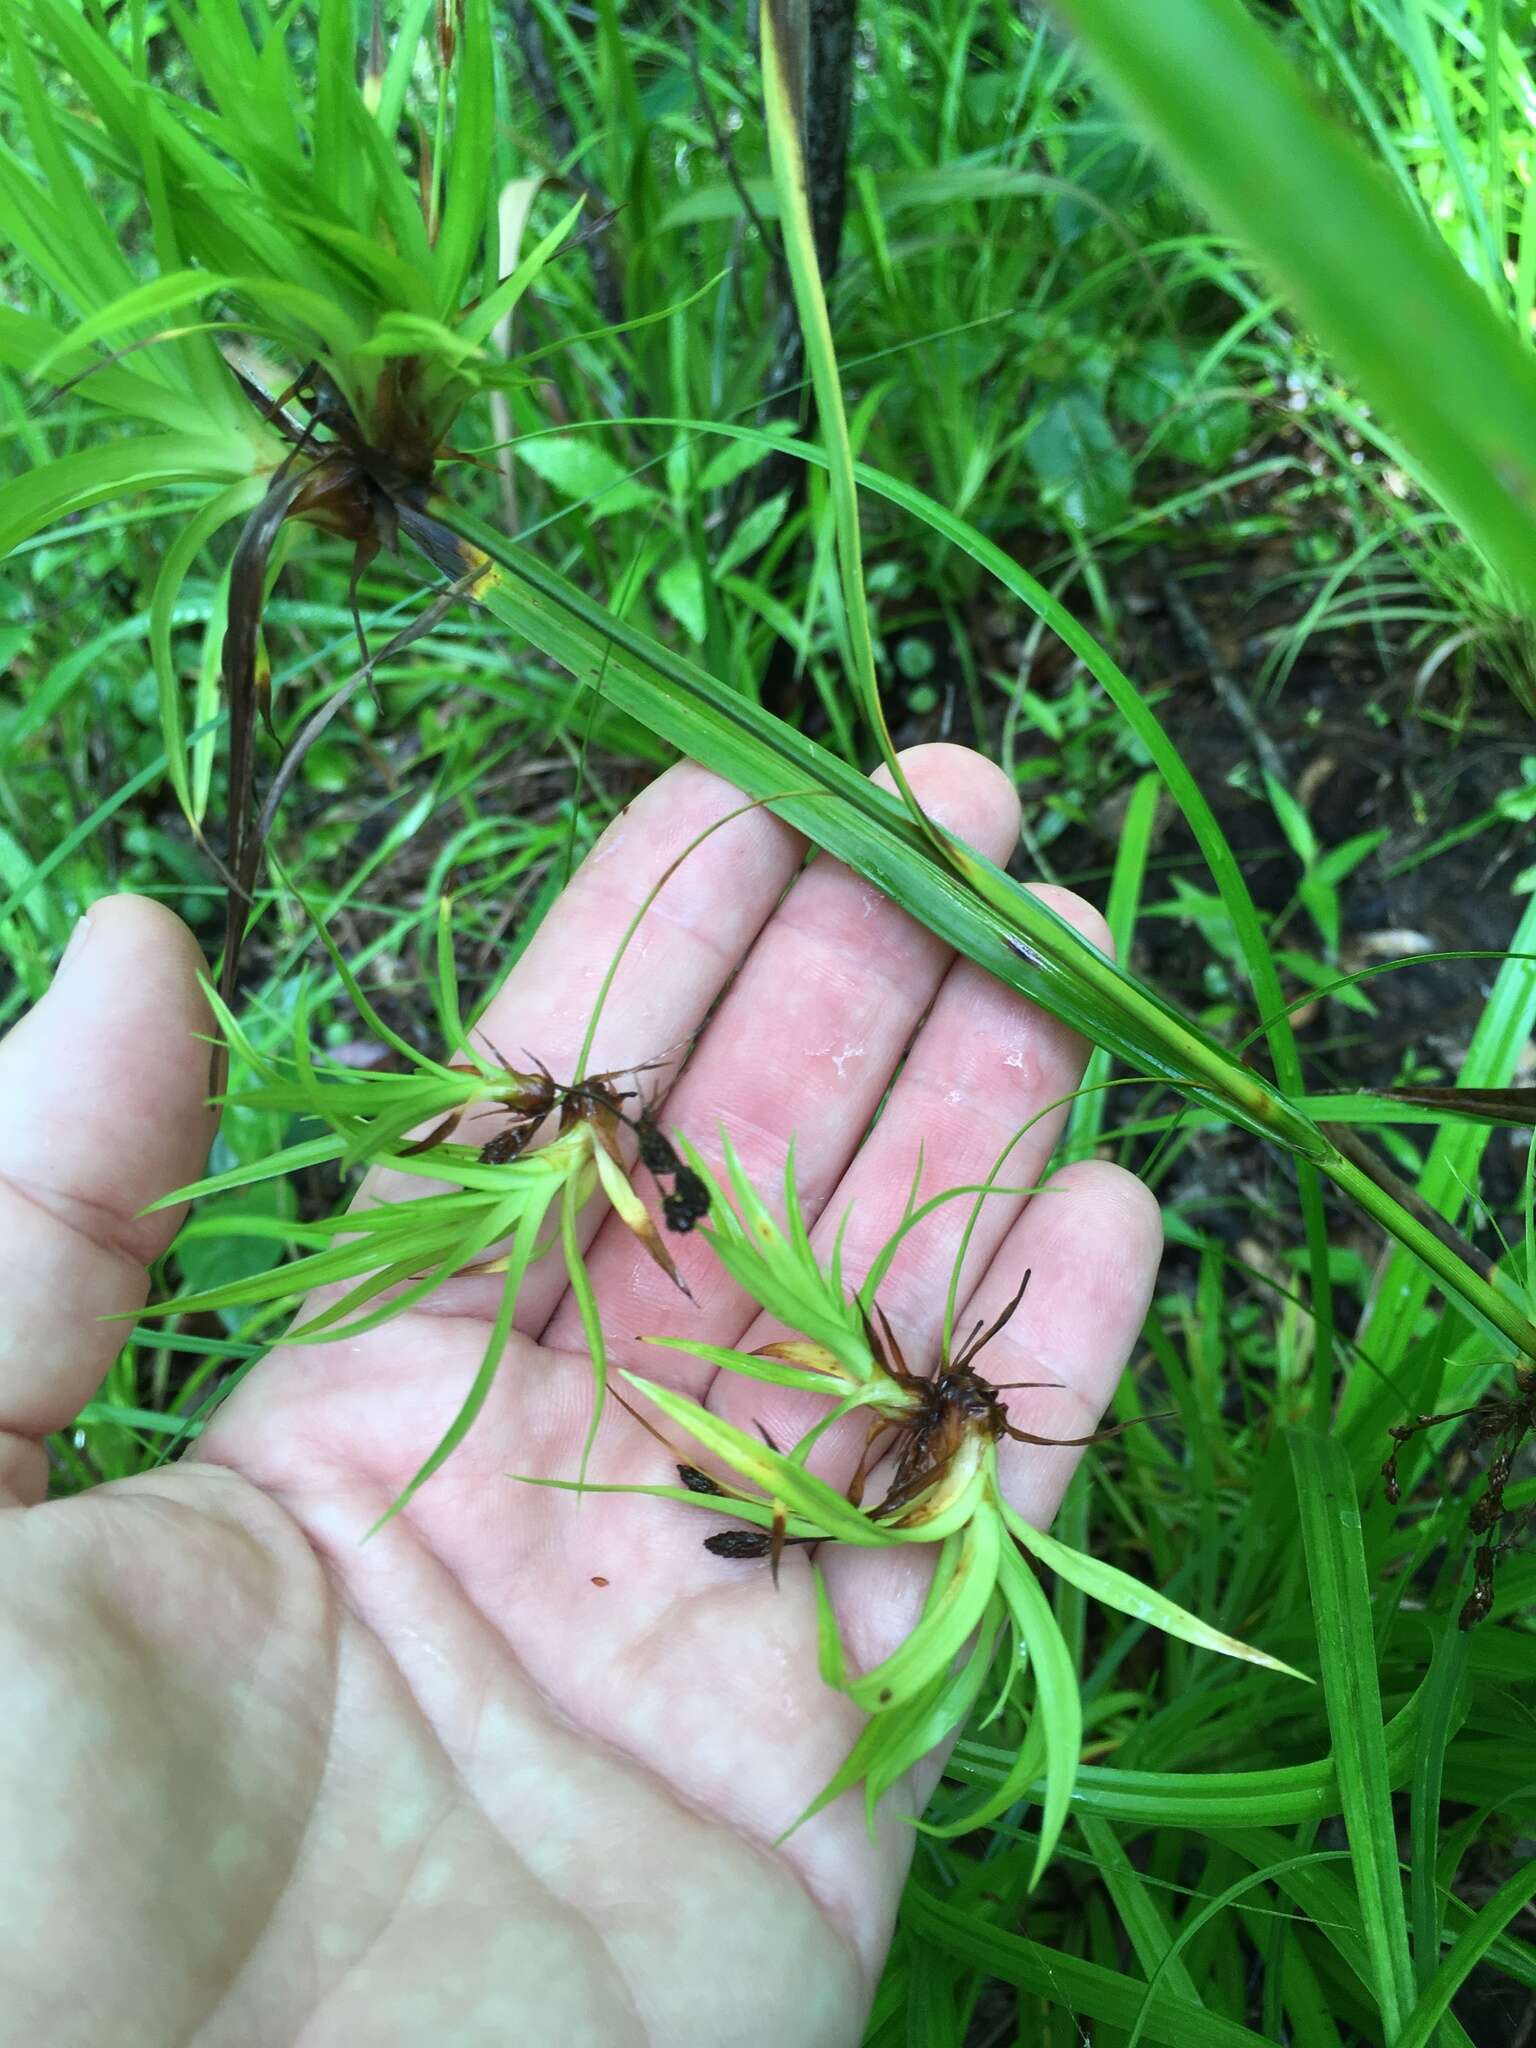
[1062,0,1536,704]
[6,2,1536,2041]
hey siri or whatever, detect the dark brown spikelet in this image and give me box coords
[636,1114,681,1177]
[1469,1451,1512,1535]
[678,1463,725,1496]
[704,1529,774,1559]
[1461,1544,1497,1629]
[663,1167,710,1234]
[702,1525,816,1563]
[1382,1368,1536,1625]
[479,1124,535,1165]
[435,0,459,68]
[1380,1427,1412,1507]
[474,1065,560,1164]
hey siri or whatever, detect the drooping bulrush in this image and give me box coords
[529,1139,1307,1875]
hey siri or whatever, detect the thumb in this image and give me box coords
[0,896,213,1503]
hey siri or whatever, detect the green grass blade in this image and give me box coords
[1397,1860,1536,2048]
[924,1684,1048,1841]
[952,1685,1423,1829]
[1411,1628,1471,1991]
[140,1133,348,1210]
[1077,1815,1202,2004]
[1123,1850,1349,2048]
[366,1193,549,1534]
[0,436,249,557]
[904,1880,1277,2047]
[1057,0,1536,612]
[559,1170,608,1488]
[758,0,918,823]
[847,1515,1001,1711]
[1004,1502,1306,1679]
[456,198,584,350]
[431,0,494,311]
[29,269,236,380]
[995,1537,1079,1884]
[1286,1429,1417,2036]
[1068,769,1158,1157]
[642,1337,855,1398]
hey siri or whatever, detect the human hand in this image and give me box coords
[0,745,1160,2047]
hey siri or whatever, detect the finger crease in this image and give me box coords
[0,1164,152,1273]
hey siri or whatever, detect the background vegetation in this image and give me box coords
[5,1,1536,2041]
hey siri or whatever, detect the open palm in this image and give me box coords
[0,746,1159,2048]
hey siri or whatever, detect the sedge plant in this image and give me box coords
[136,963,702,1521]
[525,1135,1305,1874]
[2,0,623,999]
[12,4,1536,2035]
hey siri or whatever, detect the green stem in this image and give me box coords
[1326,1150,1536,1361]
